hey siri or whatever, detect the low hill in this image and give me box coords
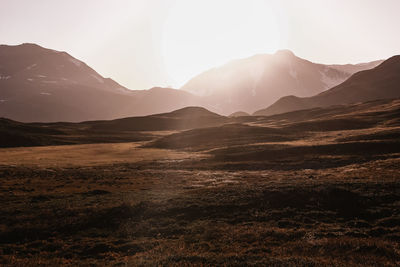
[147,98,400,152]
[0,118,65,147]
[0,107,228,147]
[86,106,229,132]
[256,98,400,126]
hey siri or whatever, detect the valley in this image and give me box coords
[1,2,400,266]
[0,99,399,266]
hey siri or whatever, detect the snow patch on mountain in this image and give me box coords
[289,68,297,80]
[69,58,81,67]
[320,68,343,90]
[0,75,11,80]
[26,63,37,70]
[248,60,265,97]
[91,74,104,83]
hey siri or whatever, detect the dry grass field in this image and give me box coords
[0,142,200,167]
[0,100,399,266]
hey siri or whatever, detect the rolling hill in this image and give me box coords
[0,106,229,147]
[85,106,229,132]
[148,98,400,152]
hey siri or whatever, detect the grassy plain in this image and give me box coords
[0,100,399,266]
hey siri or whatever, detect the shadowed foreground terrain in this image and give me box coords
[0,99,399,266]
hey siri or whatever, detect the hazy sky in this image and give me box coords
[1,0,400,89]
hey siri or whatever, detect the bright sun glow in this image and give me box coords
[162,0,282,88]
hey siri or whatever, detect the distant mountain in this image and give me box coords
[254,56,400,116]
[328,60,384,75]
[181,50,383,115]
[0,43,199,122]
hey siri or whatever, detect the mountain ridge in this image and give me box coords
[181,49,383,115]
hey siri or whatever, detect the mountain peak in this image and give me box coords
[0,43,59,58]
[19,43,42,48]
[275,49,296,57]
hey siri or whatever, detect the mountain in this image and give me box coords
[254,56,400,116]
[181,50,383,115]
[0,43,199,122]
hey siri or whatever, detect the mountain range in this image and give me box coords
[0,43,393,122]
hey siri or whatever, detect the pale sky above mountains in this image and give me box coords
[1,0,399,89]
